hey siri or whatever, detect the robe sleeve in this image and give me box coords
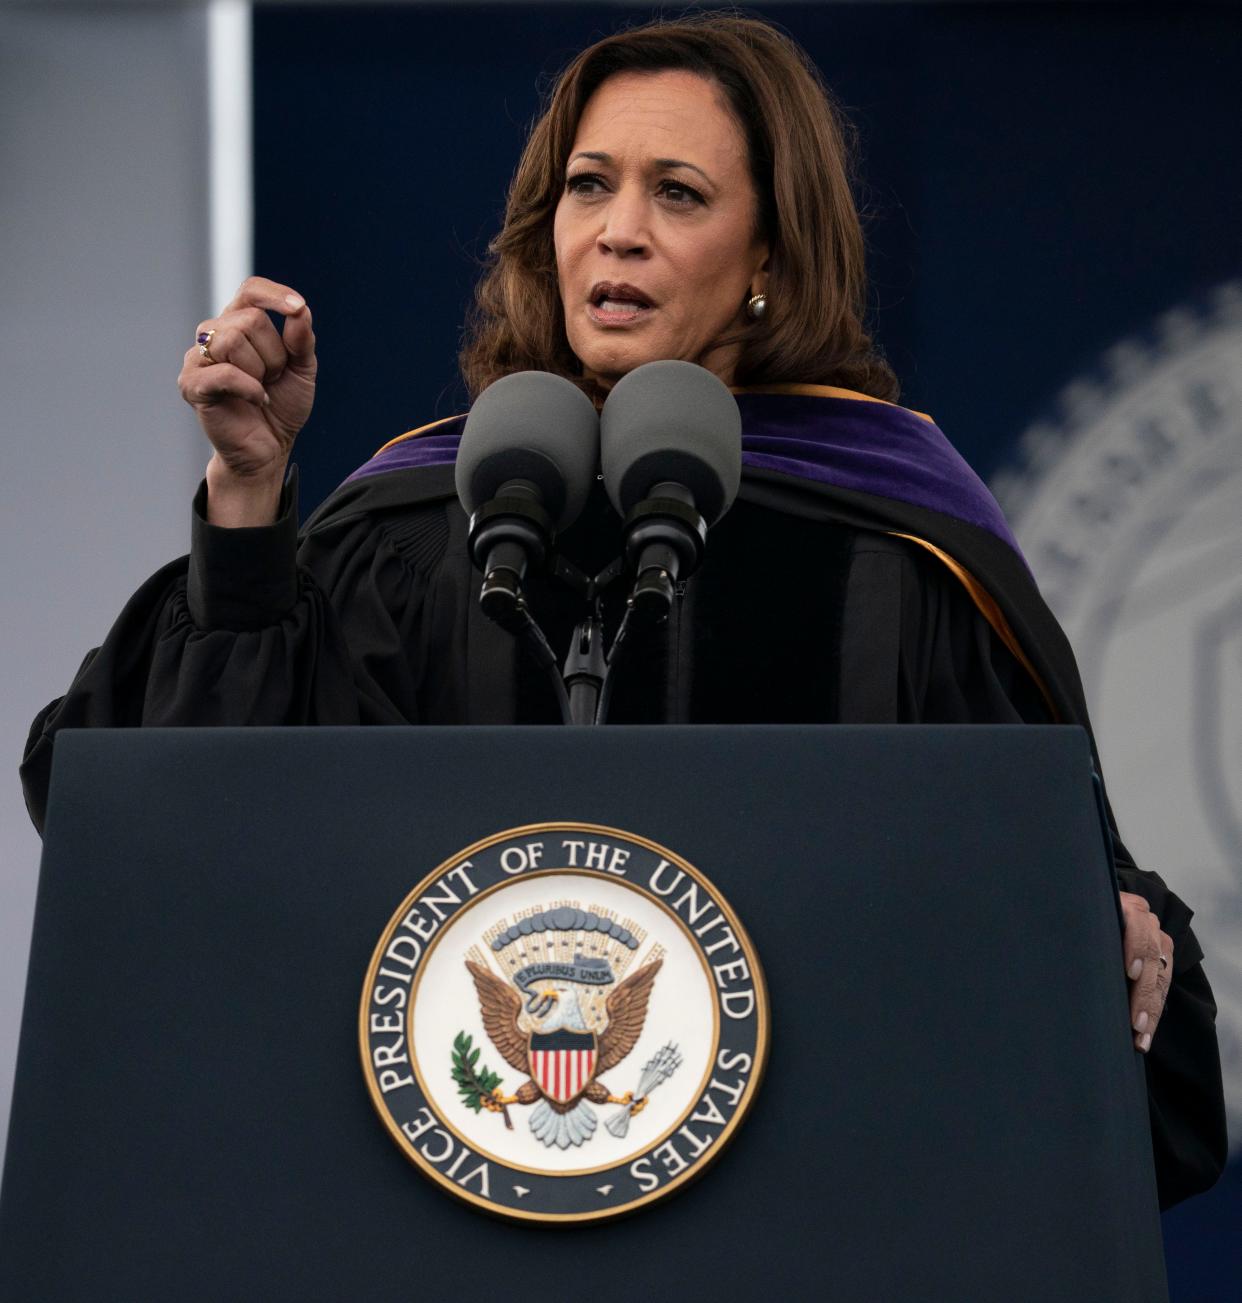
[20,475,430,835]
[886,537,1227,1208]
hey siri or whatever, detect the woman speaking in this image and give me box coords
[20,13,1224,1207]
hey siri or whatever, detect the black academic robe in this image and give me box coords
[20,435,1227,1211]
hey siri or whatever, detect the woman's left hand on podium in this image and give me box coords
[1119,891,1173,1054]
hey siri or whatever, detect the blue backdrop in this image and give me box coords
[253,5,1241,1295]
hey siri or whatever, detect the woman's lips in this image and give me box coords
[586,298,655,326]
[586,281,656,327]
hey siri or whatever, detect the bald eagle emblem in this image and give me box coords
[455,904,675,1149]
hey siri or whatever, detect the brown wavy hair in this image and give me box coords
[459,12,898,402]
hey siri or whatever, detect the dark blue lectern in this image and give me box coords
[0,725,1166,1301]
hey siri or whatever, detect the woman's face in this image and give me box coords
[553,70,769,391]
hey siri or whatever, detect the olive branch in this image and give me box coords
[451,1031,512,1129]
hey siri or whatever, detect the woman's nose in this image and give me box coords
[597,186,650,257]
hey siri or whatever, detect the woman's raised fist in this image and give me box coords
[178,276,317,526]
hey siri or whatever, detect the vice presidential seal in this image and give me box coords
[359,823,768,1222]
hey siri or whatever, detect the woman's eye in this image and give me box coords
[659,180,705,205]
[565,172,606,195]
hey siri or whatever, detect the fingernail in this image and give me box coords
[285,294,304,310]
[1134,1011,1148,1033]
[1140,1033,1152,1052]
[262,391,271,406]
[1128,958,1143,980]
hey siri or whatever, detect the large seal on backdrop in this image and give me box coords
[993,282,1242,1150]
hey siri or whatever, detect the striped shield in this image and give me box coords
[529,1030,598,1104]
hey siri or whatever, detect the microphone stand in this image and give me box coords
[563,611,607,725]
[583,484,707,724]
[475,537,669,728]
[592,605,634,725]
[551,555,623,726]
[553,538,694,726]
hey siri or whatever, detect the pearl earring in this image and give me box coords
[746,292,767,320]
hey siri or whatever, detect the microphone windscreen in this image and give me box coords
[599,360,742,525]
[456,371,599,530]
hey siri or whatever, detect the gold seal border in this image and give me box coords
[358,821,771,1226]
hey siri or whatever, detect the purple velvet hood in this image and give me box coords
[342,385,1022,559]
